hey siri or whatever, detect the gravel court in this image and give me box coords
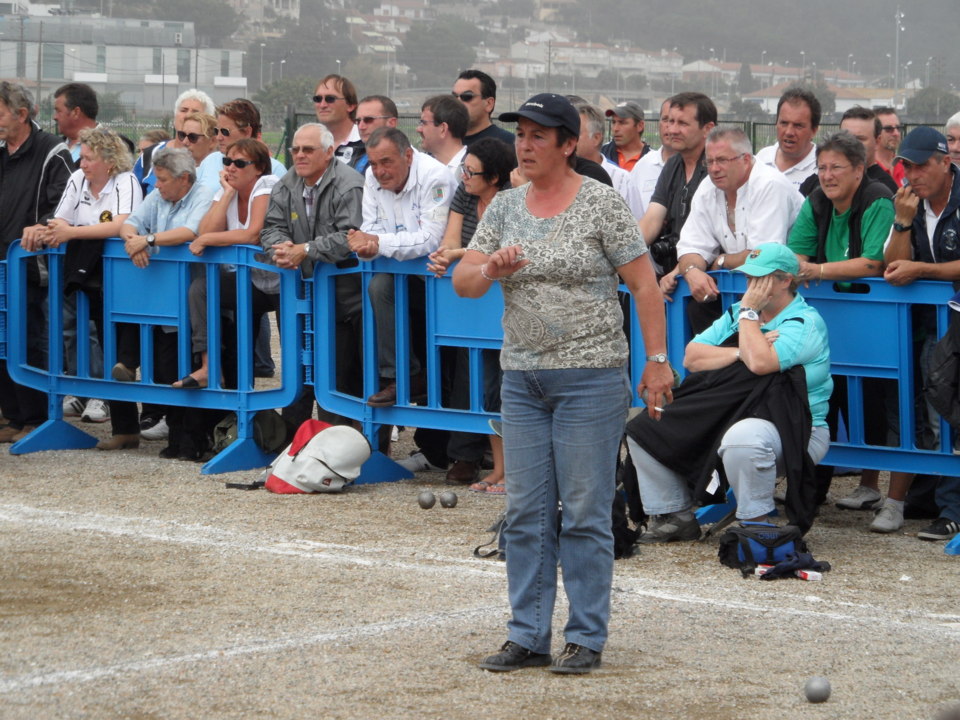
[2,430,960,720]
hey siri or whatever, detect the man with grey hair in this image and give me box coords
[602,101,649,171]
[111,146,214,457]
[660,126,802,332]
[348,127,456,410]
[0,81,74,443]
[261,122,365,426]
[576,103,644,219]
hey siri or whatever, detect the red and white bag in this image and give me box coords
[264,420,371,494]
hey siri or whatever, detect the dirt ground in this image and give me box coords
[2,417,960,720]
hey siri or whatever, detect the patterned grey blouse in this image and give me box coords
[469,177,648,371]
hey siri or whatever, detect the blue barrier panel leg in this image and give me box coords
[354,450,414,485]
[9,419,97,455]
[945,533,960,556]
[695,488,737,525]
[202,438,275,475]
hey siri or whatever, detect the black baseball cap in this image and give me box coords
[499,93,580,136]
[896,126,948,164]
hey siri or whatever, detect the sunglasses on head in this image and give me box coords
[222,157,254,169]
[451,91,480,102]
[313,94,344,104]
[176,130,205,143]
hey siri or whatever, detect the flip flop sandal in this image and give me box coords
[485,483,506,495]
[172,374,208,389]
[469,480,494,493]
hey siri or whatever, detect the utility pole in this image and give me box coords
[36,21,43,106]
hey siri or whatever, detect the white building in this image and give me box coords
[0,15,246,113]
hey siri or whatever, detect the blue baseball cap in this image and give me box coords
[896,126,948,164]
[499,93,580,136]
[737,243,800,277]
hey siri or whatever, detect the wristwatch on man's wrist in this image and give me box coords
[646,353,668,363]
[893,221,911,233]
[738,306,760,323]
[145,233,157,247]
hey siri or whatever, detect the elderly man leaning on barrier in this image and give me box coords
[626,243,833,542]
[883,127,960,544]
[112,146,214,458]
[260,122,364,426]
[0,81,74,444]
[659,126,803,333]
[347,127,457,409]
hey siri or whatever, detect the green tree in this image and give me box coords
[907,87,960,123]
[737,62,756,95]
[399,17,479,88]
[343,55,389,99]
[253,76,318,117]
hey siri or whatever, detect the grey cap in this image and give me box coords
[605,101,644,122]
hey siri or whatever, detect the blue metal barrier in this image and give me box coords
[5,239,306,474]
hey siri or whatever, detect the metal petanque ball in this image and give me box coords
[439,491,458,508]
[804,676,831,703]
[417,491,436,509]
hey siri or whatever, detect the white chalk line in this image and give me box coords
[0,503,505,579]
[3,502,959,695]
[0,607,499,694]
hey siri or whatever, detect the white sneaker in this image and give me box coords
[81,398,110,423]
[870,502,904,533]
[835,485,882,511]
[63,395,85,417]
[396,451,446,474]
[391,425,400,442]
[140,416,169,441]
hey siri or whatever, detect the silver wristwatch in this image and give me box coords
[145,233,157,247]
[646,353,668,363]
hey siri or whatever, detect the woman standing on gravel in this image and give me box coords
[453,94,672,675]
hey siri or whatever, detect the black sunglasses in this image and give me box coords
[176,130,205,143]
[313,94,344,104]
[214,127,232,136]
[222,157,253,169]
[451,91,480,102]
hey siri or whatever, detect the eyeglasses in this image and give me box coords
[417,118,441,127]
[817,163,853,174]
[176,131,206,143]
[704,154,745,168]
[313,94,344,104]
[223,157,254,169]
[214,127,232,137]
[355,115,391,125]
[288,145,318,155]
[881,124,904,133]
[451,91,480,102]
[460,164,484,179]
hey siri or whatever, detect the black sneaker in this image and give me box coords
[917,517,960,541]
[550,642,602,675]
[478,641,551,672]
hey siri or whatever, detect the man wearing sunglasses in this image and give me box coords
[313,74,364,171]
[353,95,399,175]
[875,107,907,187]
[453,70,514,147]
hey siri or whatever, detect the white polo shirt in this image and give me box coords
[361,149,457,261]
[54,169,143,226]
[755,143,817,190]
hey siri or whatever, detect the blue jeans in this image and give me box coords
[501,367,630,655]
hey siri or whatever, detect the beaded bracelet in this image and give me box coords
[480,263,497,282]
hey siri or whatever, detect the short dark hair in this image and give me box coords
[225,137,272,176]
[359,94,398,119]
[875,106,898,117]
[55,82,98,120]
[318,74,358,120]
[816,130,866,168]
[466,137,517,189]
[841,106,882,139]
[777,87,821,131]
[216,98,263,138]
[367,126,412,155]
[457,69,497,100]
[668,92,717,128]
[422,94,469,140]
